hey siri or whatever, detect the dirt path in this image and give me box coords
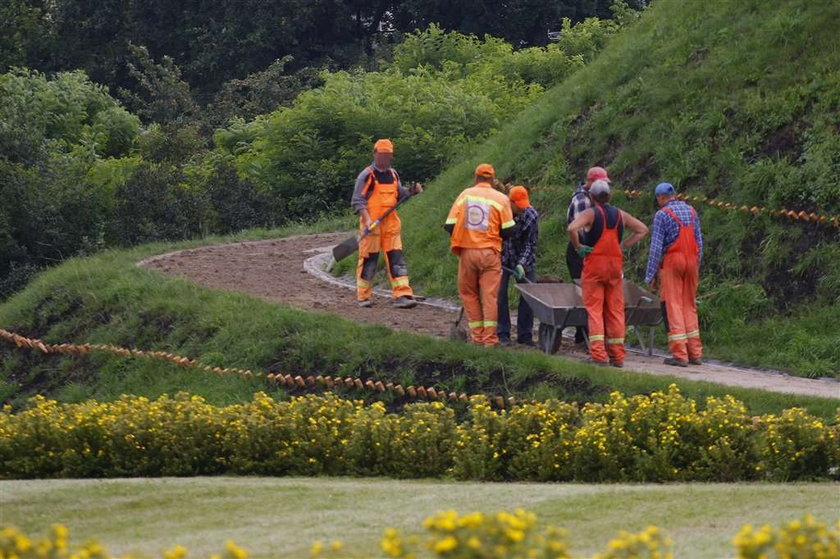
[139,234,840,399]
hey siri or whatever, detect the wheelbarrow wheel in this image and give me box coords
[538,323,562,355]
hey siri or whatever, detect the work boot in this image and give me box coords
[584,358,609,367]
[663,357,689,367]
[393,296,417,309]
[498,338,513,347]
[610,361,624,368]
[688,357,703,365]
[517,340,536,347]
[357,299,373,308]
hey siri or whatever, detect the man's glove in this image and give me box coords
[514,264,525,281]
[577,245,594,259]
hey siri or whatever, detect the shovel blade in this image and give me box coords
[332,235,360,262]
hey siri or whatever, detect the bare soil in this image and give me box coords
[139,234,840,399]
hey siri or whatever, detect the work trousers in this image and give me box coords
[566,242,588,343]
[458,248,502,346]
[582,275,626,364]
[356,224,413,301]
[660,252,702,361]
[497,267,536,343]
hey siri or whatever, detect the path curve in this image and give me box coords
[138,234,840,399]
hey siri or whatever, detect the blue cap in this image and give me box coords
[655,182,676,196]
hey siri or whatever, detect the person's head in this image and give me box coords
[509,185,530,215]
[474,163,495,184]
[373,139,394,168]
[585,166,610,188]
[590,180,611,204]
[654,182,676,207]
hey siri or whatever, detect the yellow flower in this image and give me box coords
[433,536,458,554]
[164,545,188,559]
[224,540,247,559]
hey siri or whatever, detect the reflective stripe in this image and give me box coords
[468,321,483,329]
[445,218,457,225]
[686,330,700,338]
[390,277,410,287]
[502,219,516,229]
[483,321,497,327]
[357,279,371,288]
[589,334,605,342]
[458,195,505,212]
[607,338,625,345]
[668,333,688,341]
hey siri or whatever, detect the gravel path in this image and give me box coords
[139,234,840,398]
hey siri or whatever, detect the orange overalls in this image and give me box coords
[659,206,702,361]
[582,204,626,364]
[446,183,515,346]
[356,167,413,301]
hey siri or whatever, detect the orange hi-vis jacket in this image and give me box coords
[446,182,515,255]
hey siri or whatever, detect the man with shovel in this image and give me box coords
[351,139,423,308]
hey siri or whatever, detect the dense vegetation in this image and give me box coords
[394,0,840,376]
[0,12,632,300]
[1,0,645,101]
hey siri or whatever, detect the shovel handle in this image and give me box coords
[358,191,416,240]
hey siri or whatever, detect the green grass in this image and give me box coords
[373,0,840,377]
[1,477,837,558]
[1,223,838,419]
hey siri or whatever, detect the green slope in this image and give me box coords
[393,0,840,377]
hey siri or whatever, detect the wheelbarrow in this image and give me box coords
[514,283,588,354]
[515,281,662,355]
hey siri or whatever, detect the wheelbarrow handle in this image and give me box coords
[501,265,534,283]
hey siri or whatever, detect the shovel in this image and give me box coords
[332,191,417,262]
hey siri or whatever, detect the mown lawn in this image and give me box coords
[1,477,837,558]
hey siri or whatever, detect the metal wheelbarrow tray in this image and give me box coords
[515,281,662,355]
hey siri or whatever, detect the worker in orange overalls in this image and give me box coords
[351,139,423,309]
[567,180,648,367]
[645,182,704,367]
[445,163,516,347]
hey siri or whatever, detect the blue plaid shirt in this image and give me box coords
[645,200,704,283]
[566,184,592,223]
[502,206,539,270]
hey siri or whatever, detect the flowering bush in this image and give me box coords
[0,386,837,481]
[3,513,836,559]
[733,515,840,559]
[0,524,248,559]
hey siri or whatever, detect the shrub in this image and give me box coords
[2,513,837,559]
[1,386,837,481]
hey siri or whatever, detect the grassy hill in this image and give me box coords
[392,0,840,377]
[1,222,837,419]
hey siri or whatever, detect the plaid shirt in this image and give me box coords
[645,200,704,283]
[566,183,592,241]
[502,206,539,270]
